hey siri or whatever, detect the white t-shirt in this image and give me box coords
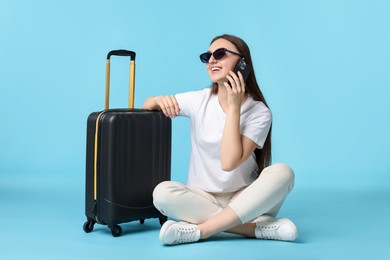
[175,88,272,193]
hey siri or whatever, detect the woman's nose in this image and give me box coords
[208,55,217,63]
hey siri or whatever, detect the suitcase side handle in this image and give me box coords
[105,50,136,110]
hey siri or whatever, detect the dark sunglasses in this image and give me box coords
[199,48,243,63]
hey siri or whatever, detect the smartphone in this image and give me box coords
[229,59,252,87]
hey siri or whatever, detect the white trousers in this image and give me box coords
[153,163,295,224]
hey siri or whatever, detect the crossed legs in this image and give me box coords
[153,163,296,243]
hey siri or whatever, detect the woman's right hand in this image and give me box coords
[143,96,180,118]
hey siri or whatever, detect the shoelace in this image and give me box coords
[172,225,198,244]
[257,225,279,240]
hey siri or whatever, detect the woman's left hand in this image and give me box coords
[224,71,246,110]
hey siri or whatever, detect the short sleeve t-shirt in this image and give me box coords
[175,88,272,193]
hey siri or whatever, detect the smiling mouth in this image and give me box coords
[211,67,221,72]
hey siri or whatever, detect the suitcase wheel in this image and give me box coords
[159,216,168,226]
[109,224,122,237]
[83,219,95,233]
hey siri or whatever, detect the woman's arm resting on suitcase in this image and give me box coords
[142,96,180,118]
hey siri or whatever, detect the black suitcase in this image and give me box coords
[83,50,171,237]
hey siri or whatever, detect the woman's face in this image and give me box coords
[206,39,241,85]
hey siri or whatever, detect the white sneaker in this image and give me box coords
[159,220,201,245]
[254,215,298,241]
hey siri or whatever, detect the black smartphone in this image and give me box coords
[229,59,252,87]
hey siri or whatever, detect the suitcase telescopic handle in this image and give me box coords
[107,50,136,60]
[105,49,136,110]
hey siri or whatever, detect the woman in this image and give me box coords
[142,34,297,245]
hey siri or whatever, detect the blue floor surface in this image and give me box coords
[1,171,389,260]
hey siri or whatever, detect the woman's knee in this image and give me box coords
[263,163,295,189]
[153,181,182,207]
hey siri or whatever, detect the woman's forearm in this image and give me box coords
[220,106,243,171]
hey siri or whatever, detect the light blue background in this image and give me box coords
[1,0,389,259]
[1,0,389,189]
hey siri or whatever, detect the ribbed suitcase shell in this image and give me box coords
[84,109,171,236]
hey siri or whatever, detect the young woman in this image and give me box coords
[142,34,297,245]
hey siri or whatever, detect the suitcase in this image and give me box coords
[83,50,171,237]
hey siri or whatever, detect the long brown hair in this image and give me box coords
[210,34,272,175]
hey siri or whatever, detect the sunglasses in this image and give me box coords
[199,48,243,63]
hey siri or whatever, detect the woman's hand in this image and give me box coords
[142,95,180,118]
[223,71,246,110]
